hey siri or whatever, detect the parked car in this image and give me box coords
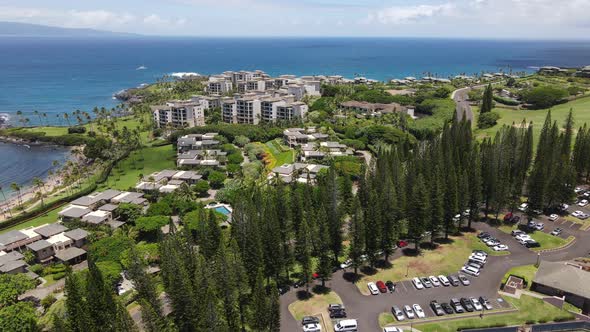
[469,254,487,264]
[376,281,387,293]
[461,265,480,277]
[493,244,509,251]
[525,240,541,248]
[575,187,584,194]
[430,301,445,316]
[412,277,424,290]
[534,222,545,231]
[333,319,358,332]
[367,282,379,295]
[391,305,405,321]
[449,275,461,286]
[437,275,451,287]
[429,276,441,287]
[340,259,352,269]
[548,214,559,222]
[472,250,488,257]
[578,199,589,207]
[413,304,426,318]
[458,274,471,286]
[572,210,589,219]
[551,228,563,236]
[303,323,321,332]
[450,298,465,313]
[559,203,570,211]
[441,302,454,314]
[484,238,500,247]
[470,297,484,311]
[330,309,347,319]
[461,298,475,312]
[403,305,415,319]
[328,304,345,312]
[397,240,409,248]
[420,277,433,288]
[467,260,484,269]
[512,230,525,237]
[385,280,395,293]
[302,316,320,325]
[383,328,403,332]
[518,203,528,212]
[477,232,490,239]
[479,296,493,310]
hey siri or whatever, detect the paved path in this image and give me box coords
[452,87,474,122]
[280,215,590,331]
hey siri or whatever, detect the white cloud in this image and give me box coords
[143,14,168,25]
[366,3,455,24]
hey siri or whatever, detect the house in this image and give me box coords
[177,133,219,153]
[111,192,147,205]
[55,247,87,265]
[26,240,55,263]
[300,141,353,161]
[58,205,92,222]
[97,204,119,217]
[69,196,102,209]
[531,260,590,314]
[81,210,112,225]
[0,230,40,252]
[283,128,329,147]
[177,149,226,168]
[0,251,26,274]
[339,101,408,116]
[269,163,330,184]
[64,229,89,248]
[33,223,67,239]
[171,171,202,184]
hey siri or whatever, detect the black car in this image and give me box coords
[525,240,541,248]
[461,297,475,312]
[328,304,345,312]
[477,232,490,239]
[385,280,395,293]
[450,298,465,313]
[430,301,445,316]
[448,275,460,287]
[278,285,290,295]
[329,309,347,319]
[293,280,304,288]
[440,302,454,315]
[467,260,484,269]
[301,316,320,325]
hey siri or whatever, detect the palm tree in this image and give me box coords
[0,185,13,218]
[33,110,42,126]
[63,113,71,127]
[32,177,45,207]
[10,183,22,210]
[16,111,23,126]
[42,113,47,126]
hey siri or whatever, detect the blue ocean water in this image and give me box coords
[1,37,590,126]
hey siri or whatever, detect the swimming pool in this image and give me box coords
[214,206,231,216]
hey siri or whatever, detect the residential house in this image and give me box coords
[177,133,219,153]
[269,163,329,184]
[0,251,27,274]
[55,247,87,265]
[283,128,329,147]
[64,229,89,248]
[58,205,92,222]
[26,240,55,263]
[0,230,40,252]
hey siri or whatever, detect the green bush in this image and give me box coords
[51,272,66,280]
[207,171,227,189]
[522,86,568,109]
[493,95,520,106]
[341,139,366,150]
[41,294,57,309]
[477,111,501,129]
[67,126,86,134]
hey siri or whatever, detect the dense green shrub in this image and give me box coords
[67,126,86,134]
[522,86,568,109]
[493,95,520,106]
[478,111,501,129]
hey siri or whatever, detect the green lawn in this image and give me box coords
[502,264,538,289]
[474,95,590,147]
[98,144,176,191]
[496,224,572,251]
[0,207,61,233]
[471,237,511,256]
[415,295,574,332]
[356,233,483,294]
[252,140,295,171]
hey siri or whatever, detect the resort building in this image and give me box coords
[58,190,147,226]
[531,261,590,314]
[136,169,203,193]
[283,128,329,147]
[152,101,206,128]
[269,163,330,184]
[177,133,219,153]
[300,141,354,161]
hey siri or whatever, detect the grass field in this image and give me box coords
[496,224,571,251]
[502,264,538,289]
[0,207,62,234]
[474,95,590,147]
[288,290,342,331]
[415,295,574,332]
[98,144,176,191]
[251,140,295,171]
[356,233,482,295]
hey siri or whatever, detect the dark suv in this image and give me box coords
[430,301,445,316]
[450,298,465,313]
[329,309,347,318]
[461,297,475,312]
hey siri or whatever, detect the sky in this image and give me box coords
[1,0,589,39]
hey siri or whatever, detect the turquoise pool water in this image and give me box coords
[214,206,231,216]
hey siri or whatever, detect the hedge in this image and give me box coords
[493,95,520,106]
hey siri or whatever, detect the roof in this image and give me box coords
[64,228,89,241]
[0,230,28,246]
[0,260,27,273]
[55,247,86,262]
[26,240,53,251]
[172,170,202,181]
[94,189,122,201]
[98,204,119,212]
[533,261,590,299]
[34,223,67,238]
[112,192,144,203]
[136,182,162,191]
[70,196,100,207]
[59,205,91,219]
[82,210,110,224]
[0,251,24,266]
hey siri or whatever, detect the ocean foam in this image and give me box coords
[170,72,201,78]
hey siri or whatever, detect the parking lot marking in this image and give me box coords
[399,280,409,293]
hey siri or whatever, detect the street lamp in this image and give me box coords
[536,252,541,267]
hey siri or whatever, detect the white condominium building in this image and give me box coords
[152,101,206,128]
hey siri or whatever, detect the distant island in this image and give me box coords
[0,21,138,37]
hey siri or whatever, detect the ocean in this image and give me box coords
[1,37,590,200]
[0,142,69,202]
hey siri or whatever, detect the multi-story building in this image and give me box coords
[152,101,206,128]
[235,95,262,125]
[207,76,233,94]
[222,97,237,124]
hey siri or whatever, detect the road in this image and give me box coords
[452,87,474,122]
[280,216,590,331]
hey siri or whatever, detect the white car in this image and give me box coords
[578,199,589,207]
[437,275,451,286]
[413,304,426,318]
[470,297,484,311]
[469,254,487,264]
[548,214,559,222]
[493,244,509,251]
[461,265,480,277]
[575,187,584,194]
[515,234,532,242]
[559,203,569,211]
[383,328,403,332]
[534,223,545,231]
[303,323,321,332]
[412,277,424,290]
[403,305,415,319]
[429,276,441,287]
[368,282,379,295]
[518,203,528,212]
[572,210,589,219]
[340,259,352,269]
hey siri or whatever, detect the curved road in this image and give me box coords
[452,87,474,122]
[280,217,589,331]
